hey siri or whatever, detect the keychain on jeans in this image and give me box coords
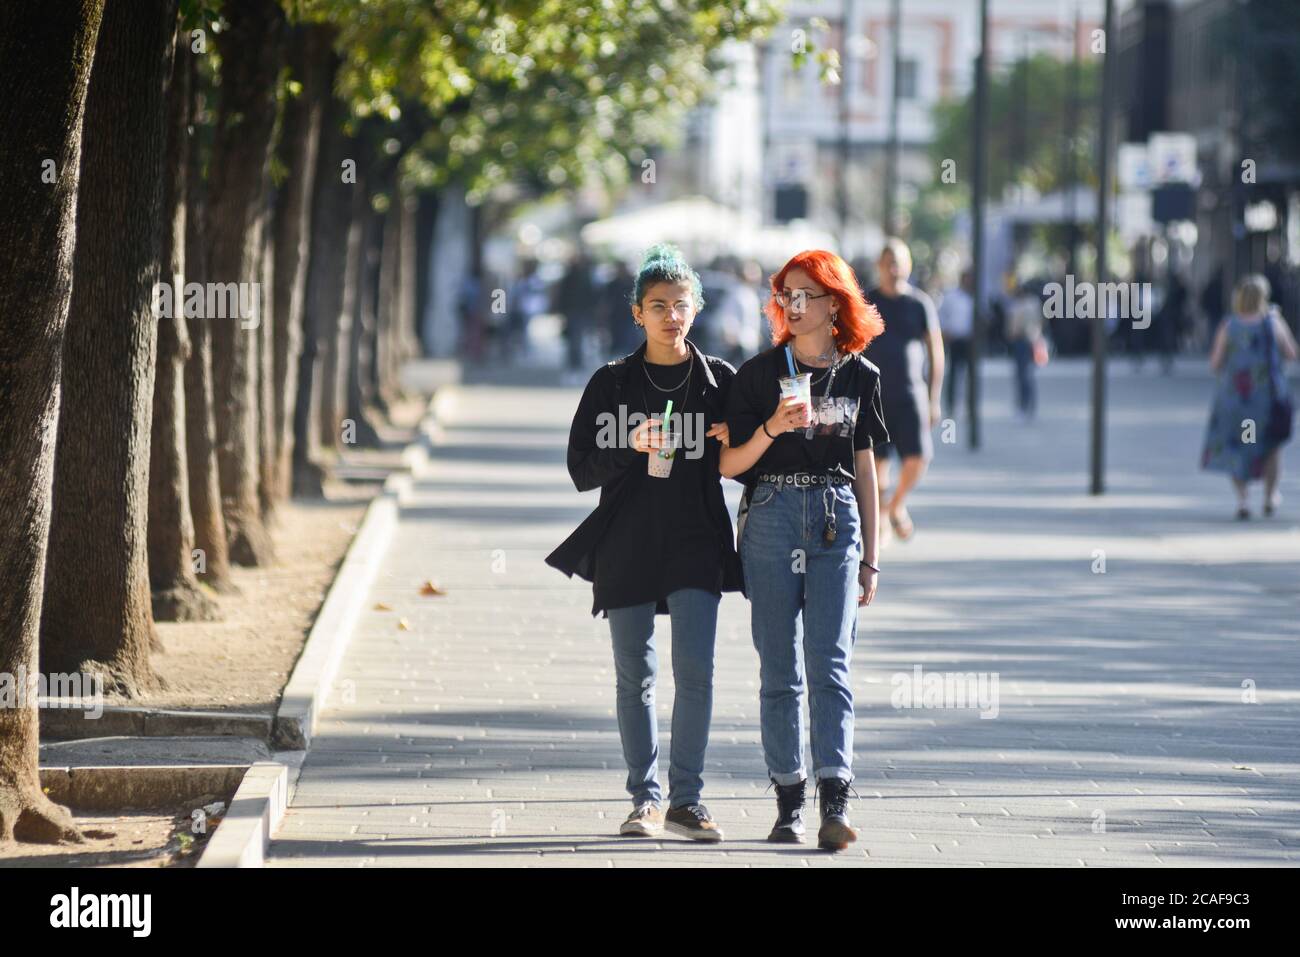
[822,486,837,544]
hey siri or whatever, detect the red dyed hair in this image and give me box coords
[765,249,883,354]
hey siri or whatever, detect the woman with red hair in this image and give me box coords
[720,249,888,851]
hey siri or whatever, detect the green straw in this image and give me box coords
[662,399,673,435]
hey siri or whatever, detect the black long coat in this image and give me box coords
[544,339,746,617]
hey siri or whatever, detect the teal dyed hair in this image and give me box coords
[630,243,705,311]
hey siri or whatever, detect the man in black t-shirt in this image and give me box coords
[863,239,944,541]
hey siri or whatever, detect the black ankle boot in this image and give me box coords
[816,776,859,851]
[767,778,807,843]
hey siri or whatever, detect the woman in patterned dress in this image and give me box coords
[1201,275,1297,518]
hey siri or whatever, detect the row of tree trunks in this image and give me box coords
[149,23,218,623]
[41,0,181,690]
[207,0,286,567]
[0,0,106,845]
[2,2,427,844]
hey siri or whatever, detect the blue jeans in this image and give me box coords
[1011,338,1037,415]
[606,588,719,808]
[739,481,862,784]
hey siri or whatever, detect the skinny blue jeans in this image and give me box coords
[606,588,719,808]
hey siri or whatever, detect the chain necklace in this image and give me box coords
[794,352,836,388]
[793,339,837,366]
[641,356,692,423]
[642,355,692,393]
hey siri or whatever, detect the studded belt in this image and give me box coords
[756,472,852,489]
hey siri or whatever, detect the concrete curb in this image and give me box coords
[39,764,249,813]
[39,705,272,742]
[195,761,288,868]
[270,392,443,751]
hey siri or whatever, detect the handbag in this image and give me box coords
[1032,336,1050,367]
[1263,314,1294,444]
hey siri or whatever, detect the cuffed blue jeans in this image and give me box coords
[606,588,719,808]
[739,481,862,785]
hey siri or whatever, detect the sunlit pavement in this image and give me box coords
[267,357,1300,867]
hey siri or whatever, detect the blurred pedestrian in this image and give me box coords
[938,267,974,416]
[864,238,943,542]
[556,249,595,377]
[1201,275,1297,519]
[506,259,548,364]
[600,259,638,358]
[1154,269,1188,374]
[1005,280,1047,421]
[456,272,485,362]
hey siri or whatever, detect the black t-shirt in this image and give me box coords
[593,359,723,611]
[724,346,889,484]
[863,285,939,397]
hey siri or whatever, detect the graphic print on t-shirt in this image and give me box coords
[803,394,860,438]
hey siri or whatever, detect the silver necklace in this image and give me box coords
[796,358,832,388]
[794,343,836,365]
[643,355,692,393]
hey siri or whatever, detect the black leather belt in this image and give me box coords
[756,472,851,488]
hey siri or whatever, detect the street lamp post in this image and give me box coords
[883,0,901,238]
[838,0,856,250]
[1091,0,1116,495]
[968,0,990,451]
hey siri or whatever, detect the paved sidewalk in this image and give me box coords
[267,360,1300,867]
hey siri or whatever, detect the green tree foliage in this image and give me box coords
[290,0,783,201]
[930,52,1101,203]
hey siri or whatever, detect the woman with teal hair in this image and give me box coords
[546,243,744,843]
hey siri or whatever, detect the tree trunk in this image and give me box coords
[295,84,348,496]
[0,0,103,846]
[150,22,218,623]
[344,184,384,449]
[182,44,236,594]
[323,162,366,450]
[207,0,285,566]
[271,24,329,502]
[396,191,422,380]
[258,213,277,518]
[41,0,179,694]
[375,195,400,413]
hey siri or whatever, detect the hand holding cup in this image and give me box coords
[630,416,665,454]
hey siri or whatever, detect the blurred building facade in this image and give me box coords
[1118,0,1300,329]
[753,0,1103,263]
